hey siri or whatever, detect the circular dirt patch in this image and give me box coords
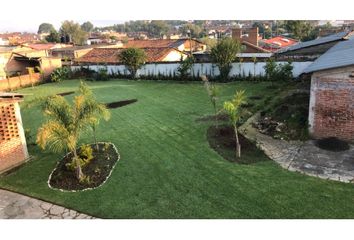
[315,137,350,152]
[207,125,268,164]
[49,142,119,191]
[105,99,137,109]
[57,91,75,96]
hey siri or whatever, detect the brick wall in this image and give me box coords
[0,100,28,173]
[0,73,41,91]
[309,66,354,141]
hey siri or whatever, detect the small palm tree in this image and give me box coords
[78,82,110,151]
[201,75,219,127]
[223,90,247,158]
[36,82,108,180]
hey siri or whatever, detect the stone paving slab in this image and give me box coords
[0,189,96,219]
[240,113,354,183]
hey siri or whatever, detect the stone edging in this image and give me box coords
[47,142,120,193]
[239,112,354,183]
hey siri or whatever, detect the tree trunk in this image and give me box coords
[73,149,84,180]
[234,124,241,159]
[92,125,99,151]
[213,101,218,128]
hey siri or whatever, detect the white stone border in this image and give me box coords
[47,142,120,193]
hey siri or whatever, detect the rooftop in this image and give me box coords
[277,31,353,53]
[76,47,185,64]
[304,36,354,73]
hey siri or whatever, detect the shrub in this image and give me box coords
[94,66,109,81]
[177,56,194,79]
[65,144,94,171]
[264,59,293,82]
[50,67,71,82]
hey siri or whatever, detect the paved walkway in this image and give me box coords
[240,113,354,183]
[0,189,95,219]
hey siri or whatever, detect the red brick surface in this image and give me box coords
[312,77,354,141]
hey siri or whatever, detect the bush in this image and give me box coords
[50,67,71,82]
[177,56,194,79]
[94,67,109,81]
[65,144,94,171]
[264,59,293,82]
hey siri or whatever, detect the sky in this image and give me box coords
[0,0,353,33]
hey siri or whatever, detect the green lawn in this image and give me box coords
[0,79,353,218]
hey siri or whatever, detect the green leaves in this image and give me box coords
[223,90,247,124]
[210,38,241,80]
[119,48,147,78]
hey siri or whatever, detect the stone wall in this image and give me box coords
[309,65,354,141]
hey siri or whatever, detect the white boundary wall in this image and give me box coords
[72,61,313,78]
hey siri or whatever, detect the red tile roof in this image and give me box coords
[260,36,298,51]
[75,47,184,64]
[26,43,56,50]
[123,39,186,48]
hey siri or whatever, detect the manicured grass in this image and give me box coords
[0,79,353,218]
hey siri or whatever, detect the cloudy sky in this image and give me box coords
[0,0,352,32]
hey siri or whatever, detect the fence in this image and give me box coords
[72,61,313,79]
[0,73,42,91]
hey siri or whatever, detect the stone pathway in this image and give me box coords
[240,113,354,183]
[0,189,96,219]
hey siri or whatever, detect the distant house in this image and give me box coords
[276,31,354,61]
[231,27,270,54]
[50,44,123,65]
[122,39,207,53]
[0,46,61,79]
[75,47,189,65]
[304,36,354,141]
[259,36,298,52]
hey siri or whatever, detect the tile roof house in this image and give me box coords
[304,36,354,141]
[75,47,189,64]
[276,31,354,60]
[122,39,207,53]
[259,36,298,52]
[231,27,270,54]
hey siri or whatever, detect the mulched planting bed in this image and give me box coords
[207,125,269,164]
[57,91,75,96]
[315,137,350,152]
[49,142,119,191]
[105,99,137,109]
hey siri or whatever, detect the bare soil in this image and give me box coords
[49,143,119,191]
[207,125,268,164]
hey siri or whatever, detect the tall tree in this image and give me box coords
[38,23,55,34]
[81,21,94,32]
[119,48,147,78]
[180,23,202,38]
[60,20,88,45]
[283,20,315,41]
[210,38,240,80]
[148,20,170,37]
[45,30,60,43]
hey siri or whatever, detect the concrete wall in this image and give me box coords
[309,65,354,141]
[0,73,41,91]
[72,61,313,78]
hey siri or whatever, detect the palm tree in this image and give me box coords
[223,90,247,158]
[36,82,108,180]
[78,82,110,151]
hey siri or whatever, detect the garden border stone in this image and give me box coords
[47,142,120,192]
